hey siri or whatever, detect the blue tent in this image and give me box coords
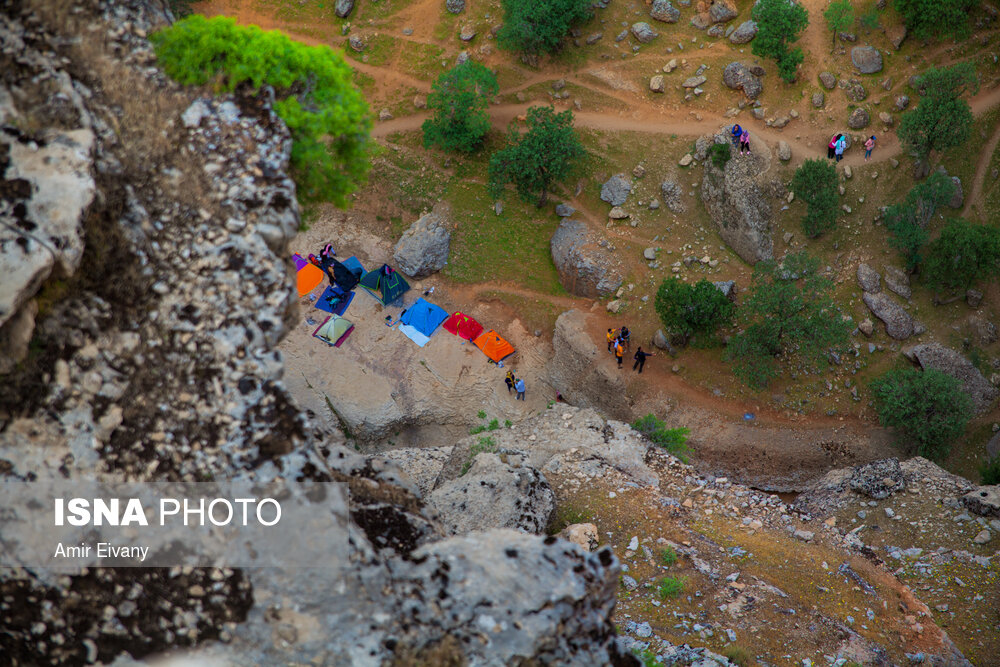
[400,298,449,338]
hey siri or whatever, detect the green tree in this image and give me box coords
[885,171,956,271]
[823,0,855,50]
[752,0,809,83]
[791,158,840,238]
[922,218,1000,294]
[894,0,979,41]
[654,278,734,347]
[498,0,593,57]
[898,64,978,163]
[725,252,852,389]
[151,15,371,205]
[422,62,498,153]
[870,367,973,461]
[488,106,585,206]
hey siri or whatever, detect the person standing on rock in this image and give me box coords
[864,135,876,162]
[614,339,625,368]
[827,134,841,160]
[514,377,526,401]
[505,370,515,394]
[739,129,751,156]
[632,346,654,374]
[834,134,846,162]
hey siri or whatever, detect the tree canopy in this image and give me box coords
[894,0,979,41]
[725,252,852,389]
[151,15,371,205]
[870,367,972,461]
[422,62,499,153]
[885,171,957,271]
[488,106,585,206]
[752,0,809,82]
[654,278,734,347]
[898,63,978,163]
[823,0,855,50]
[922,218,1000,293]
[791,158,840,238]
[497,0,593,57]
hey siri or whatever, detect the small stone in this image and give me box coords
[973,530,992,545]
[650,75,665,93]
[679,154,693,166]
[378,109,393,121]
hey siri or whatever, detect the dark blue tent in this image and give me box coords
[400,298,449,338]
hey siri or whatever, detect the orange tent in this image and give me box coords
[297,263,325,296]
[473,330,515,362]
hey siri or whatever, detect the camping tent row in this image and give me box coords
[394,299,515,362]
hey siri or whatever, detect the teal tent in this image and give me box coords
[359,264,410,305]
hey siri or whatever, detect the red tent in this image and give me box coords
[442,312,484,341]
[474,330,515,362]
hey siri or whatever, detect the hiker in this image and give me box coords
[730,123,742,148]
[827,134,841,160]
[614,338,625,368]
[739,129,751,156]
[515,377,526,401]
[505,370,515,394]
[633,346,655,374]
[606,328,616,353]
[620,325,631,351]
[864,135,876,162]
[834,134,846,162]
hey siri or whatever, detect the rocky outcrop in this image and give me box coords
[650,0,681,23]
[428,452,556,535]
[700,130,774,264]
[962,486,1000,517]
[851,45,883,73]
[446,0,465,13]
[722,61,763,99]
[857,263,880,292]
[550,219,624,297]
[728,20,757,43]
[660,178,685,213]
[904,343,999,415]
[548,310,633,422]
[850,458,905,499]
[392,203,451,278]
[863,291,915,340]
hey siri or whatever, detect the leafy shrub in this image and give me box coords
[422,62,498,153]
[724,646,753,667]
[460,436,498,475]
[725,252,852,389]
[894,0,978,41]
[823,0,855,49]
[898,64,978,162]
[498,0,593,57]
[488,106,585,206]
[791,158,839,238]
[477,410,488,419]
[709,142,731,169]
[752,0,809,82]
[659,546,678,567]
[922,218,1000,293]
[151,15,371,205]
[870,368,972,461]
[631,414,691,462]
[980,456,1000,485]
[885,171,956,270]
[654,278,734,347]
[656,576,685,599]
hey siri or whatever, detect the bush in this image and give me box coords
[709,142,731,169]
[488,106,585,206]
[725,252,852,389]
[654,278,734,347]
[823,0,855,50]
[894,0,978,41]
[656,576,685,599]
[724,646,753,667]
[922,218,1000,293]
[752,0,809,82]
[631,414,691,462]
[898,64,978,163]
[980,456,1000,485]
[791,158,839,238]
[497,0,593,57]
[658,546,678,567]
[885,171,956,270]
[870,367,972,461]
[151,15,371,205]
[422,62,498,153]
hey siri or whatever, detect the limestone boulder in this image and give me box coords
[905,343,999,415]
[863,292,914,340]
[650,0,681,23]
[857,263,880,293]
[722,62,763,100]
[600,173,632,206]
[559,523,600,551]
[962,486,1000,518]
[850,458,905,499]
[631,22,659,43]
[550,219,623,297]
[660,179,685,213]
[729,20,757,44]
[334,0,354,17]
[392,204,451,278]
[851,45,883,74]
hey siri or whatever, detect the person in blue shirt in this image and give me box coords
[515,378,526,401]
[730,124,742,148]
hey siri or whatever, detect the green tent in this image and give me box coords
[313,314,354,347]
[358,264,410,305]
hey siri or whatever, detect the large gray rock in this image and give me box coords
[722,62,763,100]
[709,0,738,23]
[905,343,999,415]
[550,219,623,297]
[850,458,905,499]
[600,173,632,206]
[851,45,883,74]
[819,71,837,89]
[857,263,881,293]
[446,0,465,13]
[863,291,914,339]
[700,131,774,264]
[631,22,659,43]
[334,0,355,17]
[428,452,556,535]
[848,107,871,129]
[729,20,757,44]
[882,265,912,298]
[777,140,791,161]
[660,179,685,213]
[962,486,1000,518]
[650,0,681,23]
[392,204,451,278]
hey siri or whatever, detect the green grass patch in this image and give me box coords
[460,435,498,475]
[658,546,678,567]
[656,575,685,599]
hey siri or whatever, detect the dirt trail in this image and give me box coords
[961,84,1000,219]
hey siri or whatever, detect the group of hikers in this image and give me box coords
[607,326,655,373]
[729,124,752,156]
[827,133,877,162]
[504,370,527,400]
